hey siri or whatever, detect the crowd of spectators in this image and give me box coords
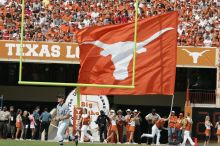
[0,106,52,140]
[0,0,219,47]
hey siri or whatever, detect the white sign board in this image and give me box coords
[65,90,109,141]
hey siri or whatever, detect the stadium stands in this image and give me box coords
[0,0,219,47]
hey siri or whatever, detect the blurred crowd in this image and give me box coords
[0,106,52,140]
[0,0,219,47]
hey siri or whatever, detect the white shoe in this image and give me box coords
[104,139,107,143]
[117,142,121,144]
[20,138,24,140]
[15,138,19,140]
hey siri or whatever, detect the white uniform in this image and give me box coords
[56,103,70,142]
[182,117,195,146]
[80,114,93,142]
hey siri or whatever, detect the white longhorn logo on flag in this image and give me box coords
[82,27,174,80]
[182,49,210,64]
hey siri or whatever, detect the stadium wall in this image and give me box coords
[114,92,185,110]
[0,85,65,102]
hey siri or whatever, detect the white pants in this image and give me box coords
[80,125,93,142]
[57,121,69,141]
[142,125,161,145]
[182,130,195,146]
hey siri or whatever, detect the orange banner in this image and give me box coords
[0,41,217,67]
[0,40,79,64]
[177,46,216,67]
[73,107,82,135]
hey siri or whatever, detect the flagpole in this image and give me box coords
[76,87,80,107]
[132,0,139,86]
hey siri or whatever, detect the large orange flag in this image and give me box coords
[76,12,178,95]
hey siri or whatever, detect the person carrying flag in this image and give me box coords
[141,117,168,145]
[181,112,195,146]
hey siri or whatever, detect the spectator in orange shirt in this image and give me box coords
[168,111,177,144]
[175,113,184,143]
[60,22,70,33]
[63,33,71,42]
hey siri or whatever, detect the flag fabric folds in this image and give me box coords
[76,12,178,95]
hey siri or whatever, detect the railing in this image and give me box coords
[188,89,216,104]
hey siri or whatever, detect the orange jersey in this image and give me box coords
[168,116,177,128]
[156,118,166,129]
[175,118,183,129]
[185,119,192,131]
[82,115,90,125]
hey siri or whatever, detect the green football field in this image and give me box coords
[0,140,219,146]
[0,140,144,146]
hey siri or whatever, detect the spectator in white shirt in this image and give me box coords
[203,36,212,47]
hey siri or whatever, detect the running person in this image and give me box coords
[54,94,70,146]
[80,108,93,143]
[145,108,160,144]
[141,117,168,145]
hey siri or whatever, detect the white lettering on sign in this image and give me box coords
[75,109,82,119]
[51,45,60,57]
[39,45,51,57]
[6,43,15,56]
[65,90,109,141]
[4,43,78,59]
[25,44,39,57]
[75,46,80,58]
[66,46,75,58]
[15,44,25,56]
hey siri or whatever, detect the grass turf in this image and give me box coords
[0,140,146,146]
[1,140,218,146]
